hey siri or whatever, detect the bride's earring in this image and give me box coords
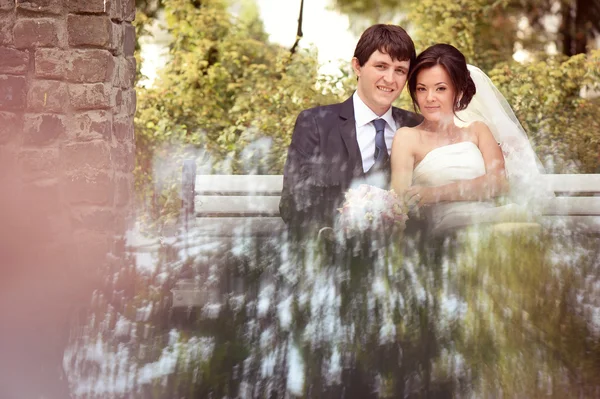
[455,94,463,110]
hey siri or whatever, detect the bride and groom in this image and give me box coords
[280,24,546,237]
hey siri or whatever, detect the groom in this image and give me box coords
[280,24,422,231]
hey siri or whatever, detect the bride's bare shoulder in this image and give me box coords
[393,126,421,144]
[465,120,491,132]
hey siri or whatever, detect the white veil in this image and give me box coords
[455,64,553,204]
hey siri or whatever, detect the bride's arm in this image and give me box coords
[409,122,509,204]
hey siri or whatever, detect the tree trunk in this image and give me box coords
[573,0,588,54]
[560,0,574,56]
[290,0,305,55]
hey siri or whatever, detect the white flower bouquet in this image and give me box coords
[336,184,408,237]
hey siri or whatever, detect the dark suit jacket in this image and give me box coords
[280,95,422,230]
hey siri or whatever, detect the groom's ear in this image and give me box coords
[351,57,361,77]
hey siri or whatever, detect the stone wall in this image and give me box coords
[0,0,136,396]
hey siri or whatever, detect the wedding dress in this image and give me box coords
[412,141,527,235]
[408,65,553,235]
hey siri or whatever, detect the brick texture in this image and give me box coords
[112,115,133,142]
[122,0,134,22]
[0,48,29,74]
[68,83,111,110]
[0,13,15,45]
[108,0,121,21]
[0,111,21,143]
[110,22,123,55]
[28,80,69,112]
[24,113,66,144]
[0,0,15,10]
[17,0,62,14]
[115,56,136,88]
[67,0,106,13]
[67,15,111,48]
[123,23,135,56]
[0,2,136,353]
[62,141,112,170]
[0,75,27,109]
[121,88,136,116]
[14,18,60,48]
[66,49,114,83]
[68,110,112,141]
[35,48,65,79]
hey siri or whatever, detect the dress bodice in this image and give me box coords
[413,141,485,187]
[411,141,521,235]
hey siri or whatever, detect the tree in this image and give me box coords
[489,50,600,172]
[511,0,600,56]
[133,0,347,220]
[332,0,600,58]
[407,0,516,71]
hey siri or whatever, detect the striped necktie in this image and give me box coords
[372,118,388,169]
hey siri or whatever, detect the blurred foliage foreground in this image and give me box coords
[65,225,600,398]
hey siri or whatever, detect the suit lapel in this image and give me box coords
[392,106,423,129]
[338,96,364,178]
[392,107,405,129]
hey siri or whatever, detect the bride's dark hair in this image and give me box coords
[407,43,476,114]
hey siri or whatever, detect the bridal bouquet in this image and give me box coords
[336,184,408,236]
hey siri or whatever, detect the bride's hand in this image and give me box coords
[405,186,434,209]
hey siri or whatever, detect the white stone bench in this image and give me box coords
[181,160,600,235]
[173,160,600,308]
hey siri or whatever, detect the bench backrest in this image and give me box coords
[181,160,600,233]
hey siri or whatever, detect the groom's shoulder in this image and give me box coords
[392,106,423,128]
[293,102,346,129]
[299,102,343,119]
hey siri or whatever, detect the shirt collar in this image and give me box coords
[352,91,395,130]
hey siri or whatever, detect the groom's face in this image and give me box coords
[352,50,410,116]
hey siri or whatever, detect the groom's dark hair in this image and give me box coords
[353,24,416,66]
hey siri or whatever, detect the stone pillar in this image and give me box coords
[0,0,136,397]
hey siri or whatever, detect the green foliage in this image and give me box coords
[330,0,418,32]
[408,0,515,71]
[489,50,600,172]
[134,0,347,227]
[333,0,600,59]
[135,0,343,176]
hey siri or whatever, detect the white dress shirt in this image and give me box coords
[352,91,397,172]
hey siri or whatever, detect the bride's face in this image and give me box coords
[415,65,457,123]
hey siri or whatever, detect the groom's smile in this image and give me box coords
[352,50,410,116]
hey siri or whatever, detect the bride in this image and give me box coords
[390,43,548,235]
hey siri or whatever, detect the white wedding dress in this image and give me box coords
[413,141,527,235]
